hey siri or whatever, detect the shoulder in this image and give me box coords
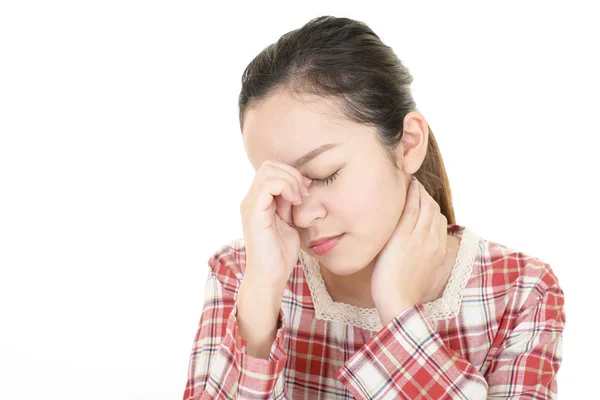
[206,237,248,292]
[476,234,563,309]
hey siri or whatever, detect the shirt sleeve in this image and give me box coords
[485,283,564,399]
[335,304,488,399]
[182,258,289,399]
[335,283,565,400]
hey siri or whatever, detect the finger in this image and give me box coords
[436,212,448,264]
[266,176,301,227]
[439,213,448,256]
[268,160,311,196]
[427,200,441,248]
[400,177,421,236]
[260,163,303,202]
[261,165,307,226]
[412,178,433,237]
[274,192,294,225]
[426,198,441,238]
[246,176,297,231]
[415,182,440,247]
[255,174,298,216]
[264,162,304,200]
[416,195,436,244]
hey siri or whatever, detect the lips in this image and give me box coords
[310,234,344,256]
[309,234,344,248]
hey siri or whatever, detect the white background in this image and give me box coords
[1,1,597,398]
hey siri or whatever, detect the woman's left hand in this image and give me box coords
[371,176,451,326]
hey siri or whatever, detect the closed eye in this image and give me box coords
[311,170,339,187]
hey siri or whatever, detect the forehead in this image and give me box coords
[242,91,351,169]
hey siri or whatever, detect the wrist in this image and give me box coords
[236,280,284,358]
[242,270,287,294]
[376,296,418,326]
[237,279,283,322]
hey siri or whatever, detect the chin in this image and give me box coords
[321,256,368,277]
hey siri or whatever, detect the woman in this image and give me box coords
[183,16,564,399]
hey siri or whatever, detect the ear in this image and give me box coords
[395,111,429,175]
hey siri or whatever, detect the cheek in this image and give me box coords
[338,173,390,222]
[341,169,406,235]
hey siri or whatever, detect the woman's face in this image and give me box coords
[242,91,423,277]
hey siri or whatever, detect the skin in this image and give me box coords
[242,90,461,311]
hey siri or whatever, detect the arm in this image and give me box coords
[335,304,488,399]
[182,254,288,400]
[335,284,565,399]
[485,283,564,399]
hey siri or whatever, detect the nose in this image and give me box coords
[292,193,327,228]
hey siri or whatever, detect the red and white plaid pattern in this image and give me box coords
[183,224,565,399]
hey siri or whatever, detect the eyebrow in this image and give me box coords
[292,143,340,169]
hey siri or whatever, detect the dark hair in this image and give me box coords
[238,16,456,225]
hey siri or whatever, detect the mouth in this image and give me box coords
[310,233,345,256]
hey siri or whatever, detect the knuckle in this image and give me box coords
[296,170,306,185]
[257,161,268,172]
[260,160,276,174]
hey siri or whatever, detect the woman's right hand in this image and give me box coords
[240,160,312,293]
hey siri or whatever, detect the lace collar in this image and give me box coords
[299,226,480,331]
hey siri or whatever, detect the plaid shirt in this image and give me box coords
[183,224,565,399]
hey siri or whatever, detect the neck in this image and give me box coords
[319,259,377,308]
[318,233,461,309]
